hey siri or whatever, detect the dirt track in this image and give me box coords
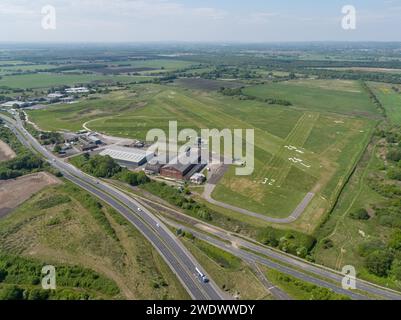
[0,172,61,218]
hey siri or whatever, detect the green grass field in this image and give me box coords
[369,82,401,125]
[243,79,379,117]
[27,79,377,232]
[0,73,153,89]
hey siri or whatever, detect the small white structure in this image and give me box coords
[1,101,25,108]
[99,146,151,166]
[47,93,64,99]
[190,173,206,185]
[65,87,89,94]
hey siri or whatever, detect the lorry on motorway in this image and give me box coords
[195,267,209,283]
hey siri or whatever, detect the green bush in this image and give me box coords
[349,208,370,220]
[387,168,401,181]
[365,250,394,277]
[387,149,401,162]
[257,227,316,257]
[0,285,24,300]
[322,239,334,249]
[358,240,386,258]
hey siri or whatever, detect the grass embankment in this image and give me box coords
[0,181,189,300]
[260,266,350,300]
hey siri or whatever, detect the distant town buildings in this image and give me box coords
[1,101,26,108]
[65,87,89,94]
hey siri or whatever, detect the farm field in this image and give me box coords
[243,79,379,117]
[0,182,189,299]
[0,172,60,218]
[0,73,153,89]
[369,82,401,125]
[28,79,377,232]
[122,59,196,71]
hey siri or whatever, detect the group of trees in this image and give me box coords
[71,153,149,187]
[357,230,401,279]
[0,153,45,180]
[257,227,316,259]
[0,127,45,180]
[142,181,213,221]
[218,86,293,106]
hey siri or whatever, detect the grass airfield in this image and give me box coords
[28,79,378,233]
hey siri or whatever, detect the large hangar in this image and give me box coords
[99,146,152,167]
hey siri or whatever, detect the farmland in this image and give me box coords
[243,80,380,117]
[0,73,152,89]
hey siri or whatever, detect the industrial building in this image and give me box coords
[160,147,204,180]
[88,135,102,145]
[99,146,152,167]
[144,162,164,175]
[1,101,26,108]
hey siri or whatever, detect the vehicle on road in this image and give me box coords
[196,267,209,283]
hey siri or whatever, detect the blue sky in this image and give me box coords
[0,0,400,42]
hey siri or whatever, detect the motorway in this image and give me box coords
[131,191,401,300]
[0,114,225,301]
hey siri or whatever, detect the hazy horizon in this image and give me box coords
[0,0,401,43]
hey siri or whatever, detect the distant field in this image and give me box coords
[116,59,196,71]
[369,82,401,125]
[0,73,153,89]
[175,78,245,91]
[318,67,401,74]
[0,64,56,75]
[243,79,379,117]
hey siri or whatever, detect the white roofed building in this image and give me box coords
[99,146,152,167]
